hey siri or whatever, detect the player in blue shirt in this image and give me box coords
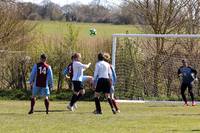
[178,59,197,106]
[28,54,53,114]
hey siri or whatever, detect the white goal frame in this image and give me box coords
[112,34,200,69]
[112,34,200,103]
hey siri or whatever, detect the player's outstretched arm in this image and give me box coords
[48,66,54,90]
[111,66,117,85]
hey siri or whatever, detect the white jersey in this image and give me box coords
[72,61,89,81]
[94,61,112,80]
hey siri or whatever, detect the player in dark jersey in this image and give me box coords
[63,55,74,81]
[63,55,74,92]
[28,54,53,114]
[178,59,197,106]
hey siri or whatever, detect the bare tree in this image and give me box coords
[124,0,190,96]
[0,0,34,90]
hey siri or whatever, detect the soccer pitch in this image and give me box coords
[0,101,200,133]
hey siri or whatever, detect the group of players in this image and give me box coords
[28,52,198,115]
[28,52,120,115]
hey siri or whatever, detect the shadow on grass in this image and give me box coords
[34,110,93,115]
[148,105,180,108]
[0,113,25,116]
[34,110,66,113]
[169,129,200,132]
[172,113,200,116]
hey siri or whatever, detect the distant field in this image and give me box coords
[1,100,200,133]
[31,21,141,39]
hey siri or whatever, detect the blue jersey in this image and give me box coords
[178,66,197,84]
[30,63,53,89]
[110,65,117,86]
[63,62,73,80]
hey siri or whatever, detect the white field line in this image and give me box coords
[116,100,200,104]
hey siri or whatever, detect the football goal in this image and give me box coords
[112,34,200,100]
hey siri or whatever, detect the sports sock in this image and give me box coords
[44,99,49,114]
[70,94,77,107]
[107,98,114,109]
[76,93,83,102]
[30,98,35,112]
[94,97,101,113]
[112,99,119,111]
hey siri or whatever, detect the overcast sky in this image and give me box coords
[18,0,121,6]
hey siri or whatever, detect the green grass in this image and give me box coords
[1,100,200,133]
[31,21,141,39]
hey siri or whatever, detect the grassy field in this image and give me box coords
[32,21,141,39]
[0,100,200,133]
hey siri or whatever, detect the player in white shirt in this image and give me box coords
[93,53,116,114]
[67,53,91,111]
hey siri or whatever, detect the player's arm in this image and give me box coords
[29,64,37,88]
[63,67,68,77]
[93,63,99,89]
[191,67,198,82]
[63,67,70,79]
[78,62,91,69]
[108,65,112,85]
[191,68,197,76]
[47,66,53,90]
[111,66,117,85]
[177,68,182,77]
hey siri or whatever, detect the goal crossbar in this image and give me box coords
[112,34,200,38]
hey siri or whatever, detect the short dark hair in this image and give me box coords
[40,54,47,60]
[98,52,104,61]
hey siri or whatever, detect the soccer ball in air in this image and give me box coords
[89,28,97,36]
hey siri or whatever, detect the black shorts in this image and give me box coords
[95,78,111,94]
[181,82,193,92]
[72,81,83,92]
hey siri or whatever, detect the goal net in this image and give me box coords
[112,34,200,100]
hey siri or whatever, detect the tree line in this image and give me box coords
[17,0,145,24]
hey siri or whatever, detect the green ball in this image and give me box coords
[89,28,97,36]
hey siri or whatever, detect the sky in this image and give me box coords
[18,0,121,6]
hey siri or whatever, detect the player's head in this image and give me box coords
[40,54,47,63]
[182,59,188,67]
[73,53,81,61]
[98,52,104,61]
[103,53,110,63]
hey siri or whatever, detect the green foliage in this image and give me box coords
[0,89,31,100]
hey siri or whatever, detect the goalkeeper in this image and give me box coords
[178,59,197,106]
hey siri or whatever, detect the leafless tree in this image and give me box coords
[0,0,34,89]
[124,0,190,96]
